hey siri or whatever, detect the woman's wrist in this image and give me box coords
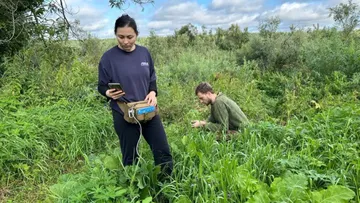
[149,91,156,96]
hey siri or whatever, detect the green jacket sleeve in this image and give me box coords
[205,101,229,132]
[207,114,215,123]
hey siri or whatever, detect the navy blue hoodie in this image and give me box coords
[97,45,157,114]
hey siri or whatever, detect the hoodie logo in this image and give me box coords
[141,62,149,66]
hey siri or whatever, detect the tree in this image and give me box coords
[0,1,155,51]
[329,0,360,36]
[0,0,43,53]
[258,16,281,38]
[0,0,46,75]
[109,0,154,10]
[175,23,198,42]
[0,0,155,76]
[0,0,81,55]
[215,24,249,50]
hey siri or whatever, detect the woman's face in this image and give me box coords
[115,26,137,52]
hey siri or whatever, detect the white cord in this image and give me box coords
[133,116,142,157]
[129,108,146,162]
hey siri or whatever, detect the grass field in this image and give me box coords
[0,27,359,202]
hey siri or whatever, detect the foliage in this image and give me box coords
[215,24,250,51]
[0,0,43,75]
[0,0,154,77]
[109,0,154,9]
[329,0,360,36]
[1,1,360,201]
[300,34,360,78]
[175,23,198,43]
[258,16,281,39]
[236,32,303,71]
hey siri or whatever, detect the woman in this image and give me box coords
[97,14,173,179]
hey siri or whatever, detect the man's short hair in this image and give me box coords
[195,82,214,95]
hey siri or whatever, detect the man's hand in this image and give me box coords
[191,120,206,128]
[106,89,125,100]
[145,91,157,106]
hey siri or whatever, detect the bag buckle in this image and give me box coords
[128,108,135,118]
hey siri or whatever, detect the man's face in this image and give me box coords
[115,26,137,52]
[197,92,211,106]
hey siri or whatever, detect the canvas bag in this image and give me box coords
[117,100,158,124]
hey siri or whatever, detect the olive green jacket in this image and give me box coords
[205,92,249,132]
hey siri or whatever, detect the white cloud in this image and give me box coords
[60,0,111,34]
[63,0,360,37]
[150,1,260,34]
[148,0,359,35]
[148,21,173,29]
[256,2,334,31]
[95,28,114,39]
[329,0,360,4]
[74,5,99,19]
[231,14,259,25]
[211,0,264,12]
[82,19,109,31]
[62,0,83,6]
[153,28,173,36]
[161,1,197,15]
[262,2,328,21]
[153,2,201,21]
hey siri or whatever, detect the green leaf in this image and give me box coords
[36,8,46,15]
[142,196,152,203]
[137,177,145,189]
[170,142,180,153]
[270,172,310,202]
[186,141,197,156]
[181,136,188,145]
[174,195,192,203]
[234,167,262,198]
[103,155,120,170]
[115,189,127,197]
[247,189,270,203]
[312,185,355,203]
[49,181,81,198]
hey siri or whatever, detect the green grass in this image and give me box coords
[0,30,360,202]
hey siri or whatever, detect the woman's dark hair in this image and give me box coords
[114,14,139,35]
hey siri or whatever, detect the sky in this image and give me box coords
[62,0,360,38]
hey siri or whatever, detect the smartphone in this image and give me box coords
[108,83,123,91]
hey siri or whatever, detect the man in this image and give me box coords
[191,82,249,137]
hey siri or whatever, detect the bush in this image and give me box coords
[300,36,360,78]
[237,32,304,71]
[215,24,249,51]
[0,42,99,106]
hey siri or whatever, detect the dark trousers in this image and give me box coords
[112,110,173,177]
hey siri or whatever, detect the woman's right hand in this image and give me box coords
[106,89,125,100]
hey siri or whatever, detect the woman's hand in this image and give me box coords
[145,91,157,106]
[106,89,125,100]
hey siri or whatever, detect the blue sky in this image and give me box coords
[63,0,359,38]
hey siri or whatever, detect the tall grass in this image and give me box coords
[0,28,359,202]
